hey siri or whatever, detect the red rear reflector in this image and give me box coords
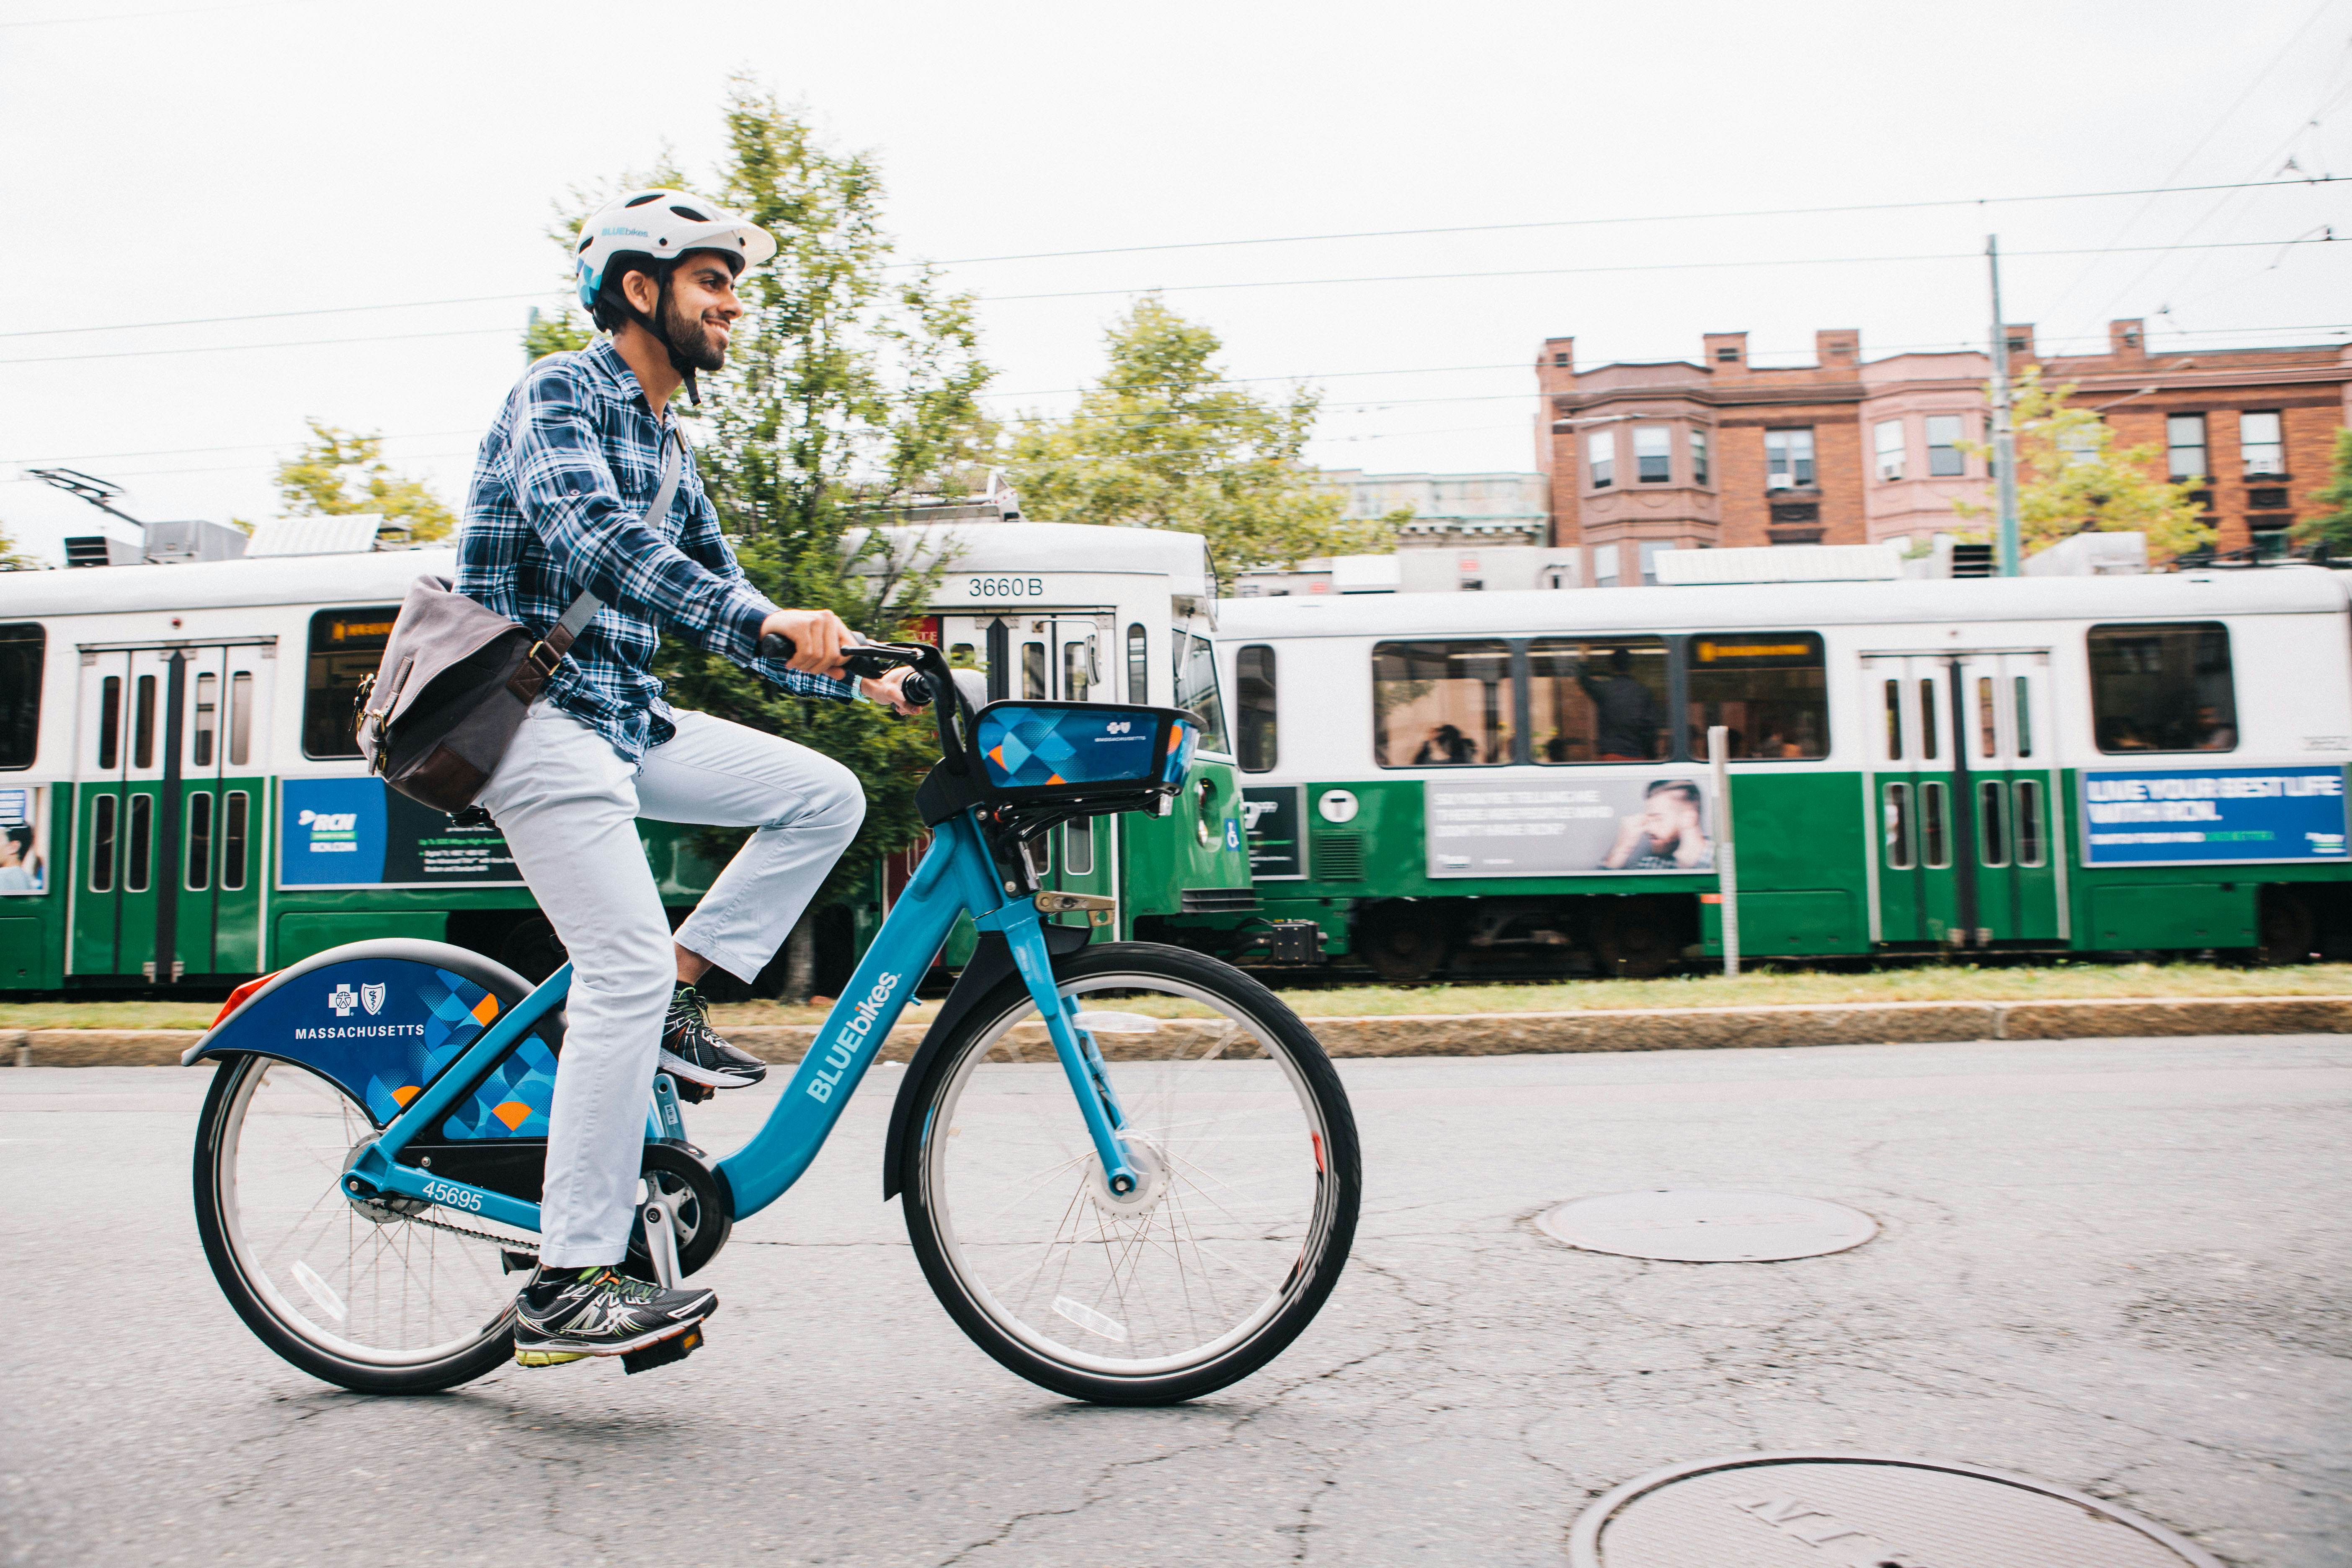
[210,972,280,1029]
[1310,1132,1325,1174]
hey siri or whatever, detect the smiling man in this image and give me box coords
[456,188,919,1370]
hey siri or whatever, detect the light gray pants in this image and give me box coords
[477,705,864,1267]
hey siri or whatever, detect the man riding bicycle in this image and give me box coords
[457,188,920,1368]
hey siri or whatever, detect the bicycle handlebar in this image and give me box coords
[757,632,932,704]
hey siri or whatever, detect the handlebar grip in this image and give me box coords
[757,632,794,660]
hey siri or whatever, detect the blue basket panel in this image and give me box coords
[978,706,1182,792]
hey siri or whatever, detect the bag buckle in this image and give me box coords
[522,640,565,678]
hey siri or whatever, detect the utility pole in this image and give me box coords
[1986,235,2024,576]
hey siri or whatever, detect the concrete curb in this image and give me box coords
[6,995,2348,1068]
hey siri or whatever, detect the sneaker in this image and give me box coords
[658,983,767,1090]
[513,1265,718,1367]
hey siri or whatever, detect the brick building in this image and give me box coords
[1534,321,2352,583]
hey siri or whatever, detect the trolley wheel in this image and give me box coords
[1355,901,1449,982]
[2258,886,2316,967]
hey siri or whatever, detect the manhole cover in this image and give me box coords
[1539,1190,1876,1262]
[1569,1453,2221,1568]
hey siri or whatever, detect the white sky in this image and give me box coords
[4,0,2349,560]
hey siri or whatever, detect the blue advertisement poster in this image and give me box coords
[2078,766,2349,867]
[280,777,522,887]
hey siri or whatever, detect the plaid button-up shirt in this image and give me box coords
[456,338,855,762]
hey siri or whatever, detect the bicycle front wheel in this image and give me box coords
[193,1055,524,1393]
[900,943,1360,1404]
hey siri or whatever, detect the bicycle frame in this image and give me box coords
[338,806,1141,1235]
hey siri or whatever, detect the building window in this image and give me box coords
[0,624,41,770]
[1592,544,1621,589]
[1686,633,1828,759]
[1372,640,1513,767]
[2241,411,2285,477]
[1925,415,1965,477]
[2088,622,2235,753]
[1690,428,1710,485]
[1587,430,1614,489]
[1527,639,1670,763]
[1715,346,1740,363]
[1235,645,1277,773]
[304,608,397,759]
[1873,419,1905,482]
[2166,413,2208,480]
[2057,421,2100,469]
[1764,428,1815,489]
[1634,426,1672,483]
[1552,351,1569,367]
[1638,541,1672,585]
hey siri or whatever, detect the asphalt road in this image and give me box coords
[3,1035,2346,1568]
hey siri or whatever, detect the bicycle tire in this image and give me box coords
[193,1055,518,1394]
[900,942,1360,1405]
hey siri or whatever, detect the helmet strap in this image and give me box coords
[610,258,702,407]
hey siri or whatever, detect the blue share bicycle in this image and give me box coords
[187,640,1360,1404]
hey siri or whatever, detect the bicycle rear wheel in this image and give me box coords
[193,1055,524,1393]
[900,943,1360,1404]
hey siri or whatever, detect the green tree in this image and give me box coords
[276,420,458,541]
[2294,428,2352,557]
[1005,296,1399,584]
[0,518,39,570]
[1956,366,2211,561]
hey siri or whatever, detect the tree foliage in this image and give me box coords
[275,420,458,541]
[2294,428,2352,557]
[0,518,38,570]
[543,81,996,916]
[1005,297,1398,583]
[1955,366,2212,561]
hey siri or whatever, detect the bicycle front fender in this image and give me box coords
[879,921,1092,1200]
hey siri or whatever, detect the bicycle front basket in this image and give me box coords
[973,701,1199,802]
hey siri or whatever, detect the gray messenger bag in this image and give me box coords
[355,433,682,814]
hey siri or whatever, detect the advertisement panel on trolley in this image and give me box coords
[1424,775,1715,878]
[2078,765,2349,867]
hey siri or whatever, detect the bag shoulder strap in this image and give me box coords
[538,427,686,659]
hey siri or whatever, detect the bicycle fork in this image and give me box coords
[981,902,1142,1196]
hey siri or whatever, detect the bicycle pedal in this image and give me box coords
[621,1325,704,1376]
[500,1249,539,1275]
[515,1347,590,1369]
[671,1078,715,1104]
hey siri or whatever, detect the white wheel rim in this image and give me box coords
[214,1059,523,1368]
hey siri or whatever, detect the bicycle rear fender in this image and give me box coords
[880,921,1091,1200]
[182,940,547,1131]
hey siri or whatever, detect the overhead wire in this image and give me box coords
[3,236,2338,369]
[892,175,2347,269]
[3,173,2339,347]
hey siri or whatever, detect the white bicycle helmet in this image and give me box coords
[575,188,777,312]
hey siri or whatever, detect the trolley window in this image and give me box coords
[0,624,41,770]
[1172,629,1229,754]
[1373,640,1513,767]
[1527,638,1669,763]
[304,608,397,759]
[2088,622,2235,753]
[1235,645,1278,772]
[1126,623,1148,704]
[1685,633,1827,760]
